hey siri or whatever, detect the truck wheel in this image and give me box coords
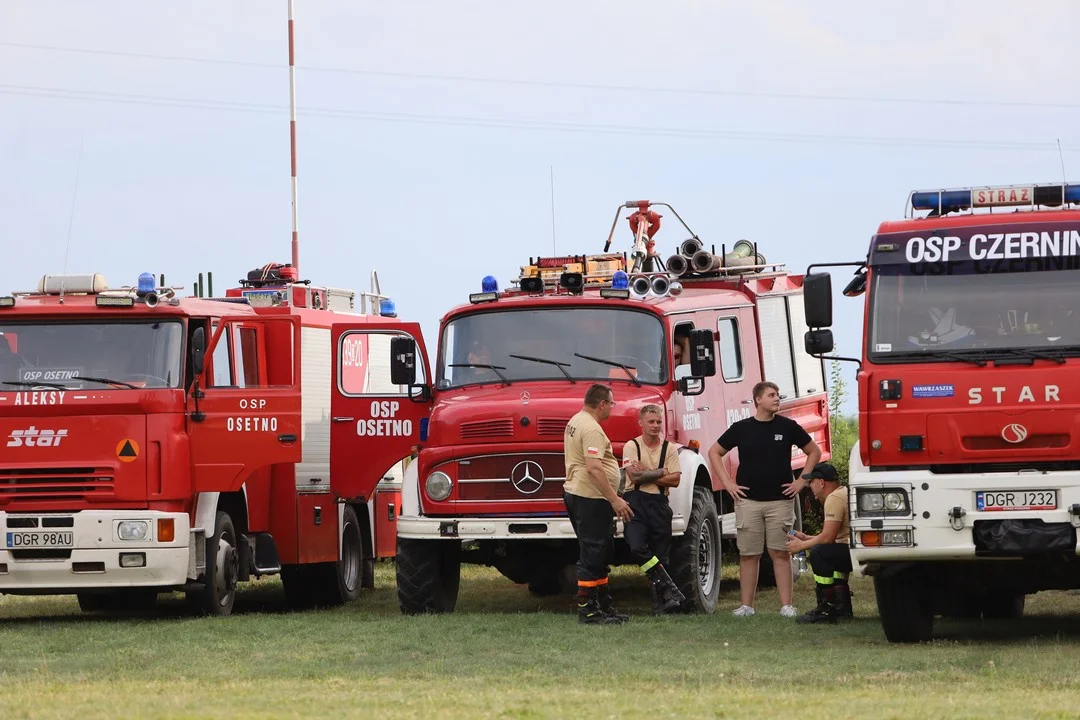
[981,592,1025,620]
[323,505,364,606]
[280,565,316,609]
[874,571,933,643]
[669,486,722,614]
[528,562,576,597]
[189,511,238,617]
[396,537,461,614]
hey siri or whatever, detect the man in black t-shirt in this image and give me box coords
[707,381,821,618]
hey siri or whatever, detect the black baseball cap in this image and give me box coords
[808,462,838,481]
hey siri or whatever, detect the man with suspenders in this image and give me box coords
[621,404,686,614]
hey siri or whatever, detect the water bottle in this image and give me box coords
[788,529,809,576]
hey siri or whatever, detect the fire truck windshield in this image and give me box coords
[868,263,1080,361]
[0,320,184,389]
[437,307,666,388]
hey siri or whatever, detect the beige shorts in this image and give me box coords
[734,498,795,555]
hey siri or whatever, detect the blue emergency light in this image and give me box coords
[611,270,629,289]
[380,298,398,317]
[911,182,1080,214]
[482,275,499,293]
[137,272,155,296]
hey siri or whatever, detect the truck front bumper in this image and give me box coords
[849,466,1080,567]
[0,509,194,594]
[399,516,621,541]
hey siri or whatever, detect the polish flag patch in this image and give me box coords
[586,446,600,456]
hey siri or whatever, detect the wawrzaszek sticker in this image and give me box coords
[912,384,954,398]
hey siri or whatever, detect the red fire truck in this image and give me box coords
[0,264,410,616]
[376,200,831,614]
[803,181,1080,642]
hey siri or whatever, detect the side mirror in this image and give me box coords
[390,336,418,386]
[842,269,867,297]
[805,329,835,356]
[688,328,717,378]
[678,376,705,396]
[190,326,206,376]
[803,273,833,328]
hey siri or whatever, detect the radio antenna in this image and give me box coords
[549,165,557,255]
[60,135,85,305]
[1058,138,1068,188]
[288,0,300,276]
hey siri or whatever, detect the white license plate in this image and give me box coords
[976,490,1058,512]
[5,531,74,549]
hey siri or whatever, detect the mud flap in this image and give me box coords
[188,528,207,580]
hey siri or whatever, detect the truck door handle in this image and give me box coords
[278,434,297,442]
[741,399,752,404]
[332,417,354,422]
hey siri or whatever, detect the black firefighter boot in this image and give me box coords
[796,583,831,624]
[598,587,631,623]
[832,581,854,620]
[645,562,686,614]
[577,587,625,625]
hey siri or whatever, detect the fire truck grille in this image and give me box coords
[460,419,514,439]
[536,417,570,436]
[0,467,115,502]
[962,434,1070,451]
[455,453,566,501]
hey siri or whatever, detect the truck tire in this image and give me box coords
[189,511,238,617]
[874,571,934,643]
[396,537,461,614]
[320,505,364,606]
[981,592,1025,620]
[669,486,722,614]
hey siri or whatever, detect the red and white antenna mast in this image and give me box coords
[287,0,300,275]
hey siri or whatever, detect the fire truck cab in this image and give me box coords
[803,181,1080,642]
[379,200,831,614]
[0,265,411,616]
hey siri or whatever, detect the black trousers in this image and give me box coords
[808,542,853,584]
[624,490,673,567]
[564,492,614,582]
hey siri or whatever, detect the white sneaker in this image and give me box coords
[779,605,798,617]
[732,605,756,617]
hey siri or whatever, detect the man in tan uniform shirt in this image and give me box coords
[621,404,686,615]
[564,383,633,625]
[785,462,853,623]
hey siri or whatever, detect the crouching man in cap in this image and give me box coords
[785,462,854,623]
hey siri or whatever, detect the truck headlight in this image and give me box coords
[856,488,910,517]
[425,471,453,501]
[117,520,150,541]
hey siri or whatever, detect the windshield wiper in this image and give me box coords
[573,352,643,386]
[998,348,1066,365]
[508,354,576,383]
[886,350,986,367]
[2,380,69,390]
[75,375,140,389]
[448,363,511,386]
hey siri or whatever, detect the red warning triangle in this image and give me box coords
[119,440,137,458]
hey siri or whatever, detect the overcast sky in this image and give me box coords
[2,1,1078,414]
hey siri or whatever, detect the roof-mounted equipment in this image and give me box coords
[908,182,1080,217]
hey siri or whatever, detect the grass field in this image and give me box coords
[4,562,1080,719]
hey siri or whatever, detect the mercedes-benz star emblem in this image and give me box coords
[510,460,544,495]
[1001,423,1028,444]
[519,391,531,406]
